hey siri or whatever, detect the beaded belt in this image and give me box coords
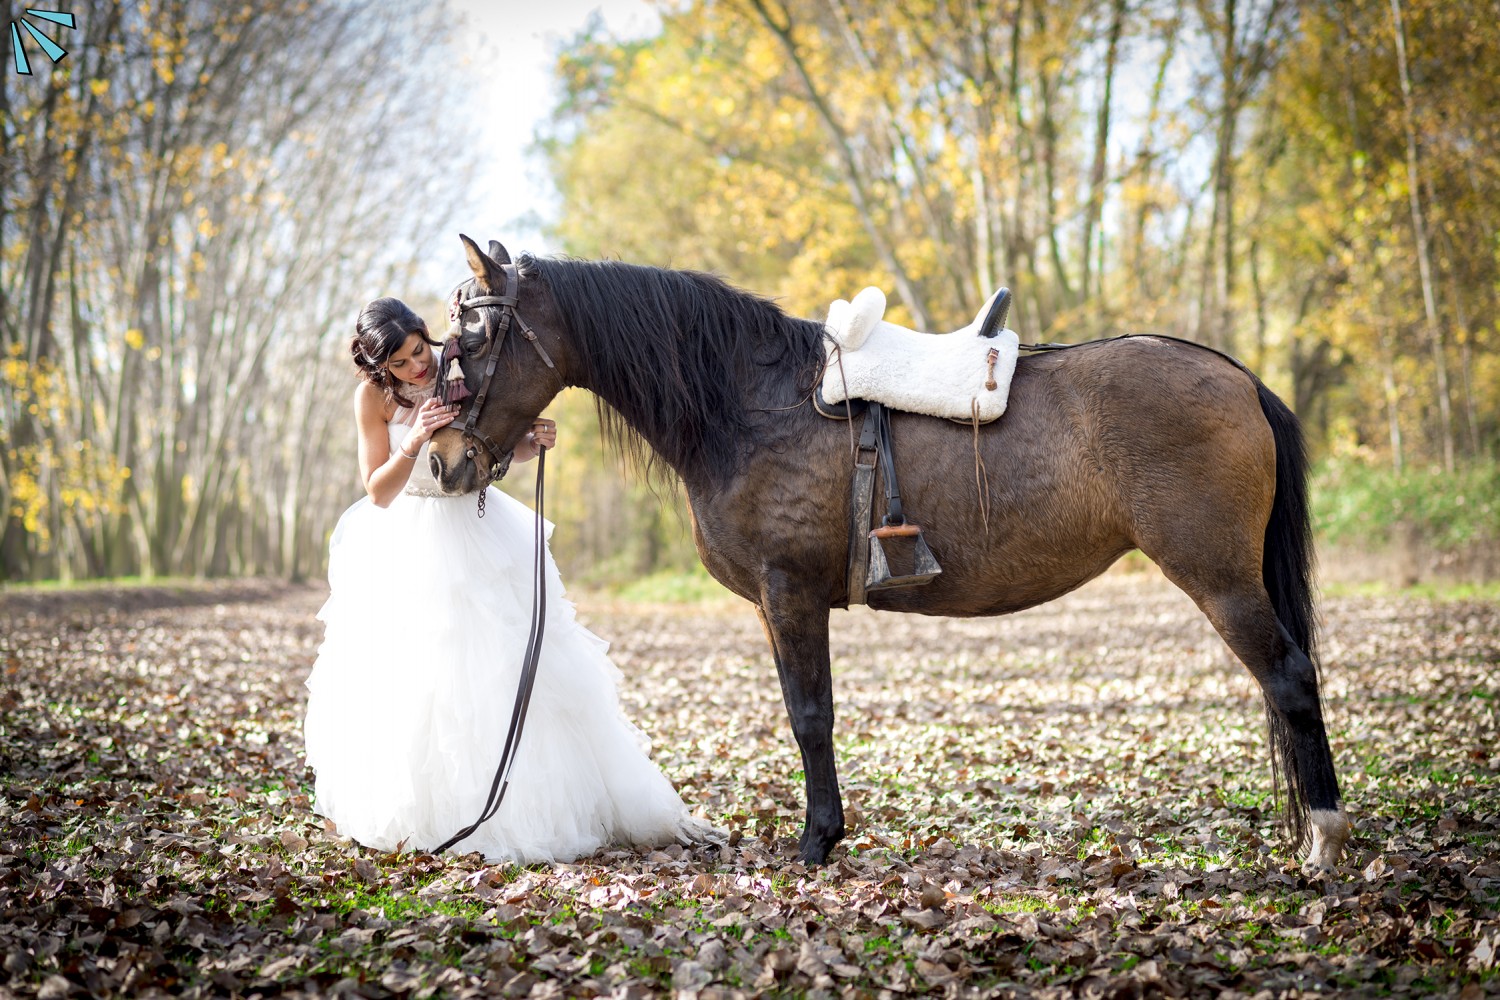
[403,486,452,498]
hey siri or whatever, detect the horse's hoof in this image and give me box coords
[797,828,840,866]
[1299,858,1337,878]
[797,839,831,865]
[1306,806,1352,874]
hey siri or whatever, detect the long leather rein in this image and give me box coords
[432,448,547,854]
[432,265,556,855]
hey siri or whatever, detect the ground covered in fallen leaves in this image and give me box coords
[2,570,1497,998]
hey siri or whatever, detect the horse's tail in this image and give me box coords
[1257,381,1317,662]
[1255,378,1319,851]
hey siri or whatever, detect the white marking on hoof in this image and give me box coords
[1303,807,1351,874]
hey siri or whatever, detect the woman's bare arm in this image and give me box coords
[355,384,454,507]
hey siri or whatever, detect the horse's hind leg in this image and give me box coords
[1266,618,1352,872]
[1159,571,1348,870]
[756,572,844,864]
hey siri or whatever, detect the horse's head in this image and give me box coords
[428,234,569,495]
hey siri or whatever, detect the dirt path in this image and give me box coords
[2,571,1497,997]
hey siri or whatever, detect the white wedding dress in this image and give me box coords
[302,384,709,863]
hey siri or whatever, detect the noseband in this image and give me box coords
[441,263,556,491]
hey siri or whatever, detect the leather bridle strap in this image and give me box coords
[446,265,556,492]
[433,444,548,854]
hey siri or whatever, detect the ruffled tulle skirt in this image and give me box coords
[302,487,709,863]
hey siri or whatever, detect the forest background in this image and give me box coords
[3,0,1497,589]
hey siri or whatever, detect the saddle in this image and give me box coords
[817,286,1019,424]
[818,286,1017,605]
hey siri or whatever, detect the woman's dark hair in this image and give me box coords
[350,297,440,409]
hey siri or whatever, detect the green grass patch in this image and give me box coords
[600,564,738,604]
[0,575,204,592]
[1313,458,1500,552]
[1217,786,1275,811]
[339,886,481,922]
[984,894,1058,916]
[1321,578,1500,601]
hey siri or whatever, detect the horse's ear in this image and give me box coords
[460,233,506,292]
[487,240,511,266]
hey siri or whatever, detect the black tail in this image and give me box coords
[1256,381,1317,663]
[1255,379,1321,852]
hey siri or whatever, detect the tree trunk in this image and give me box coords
[1380,323,1404,472]
[746,0,931,327]
[1388,0,1454,472]
[1033,3,1074,312]
[1081,0,1127,307]
[1127,1,1182,308]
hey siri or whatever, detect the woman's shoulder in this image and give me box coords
[354,380,396,423]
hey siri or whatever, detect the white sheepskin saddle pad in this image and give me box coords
[820,286,1020,423]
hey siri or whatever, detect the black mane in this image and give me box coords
[518,254,824,485]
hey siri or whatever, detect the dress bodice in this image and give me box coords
[389,382,444,496]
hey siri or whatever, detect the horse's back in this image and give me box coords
[870,337,1277,616]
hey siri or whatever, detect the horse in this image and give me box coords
[429,235,1352,872]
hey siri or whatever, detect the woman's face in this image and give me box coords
[384,331,435,387]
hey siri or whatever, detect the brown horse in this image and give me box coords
[430,236,1352,872]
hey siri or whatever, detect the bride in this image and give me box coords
[302,296,710,863]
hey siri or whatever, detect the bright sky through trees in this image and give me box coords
[428,0,660,278]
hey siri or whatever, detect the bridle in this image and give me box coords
[439,262,557,500]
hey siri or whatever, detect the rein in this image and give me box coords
[432,265,556,855]
[432,446,548,854]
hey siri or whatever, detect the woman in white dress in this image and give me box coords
[303,296,709,863]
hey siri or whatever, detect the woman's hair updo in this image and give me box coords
[350,297,440,409]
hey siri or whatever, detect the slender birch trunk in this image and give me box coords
[1389,0,1455,472]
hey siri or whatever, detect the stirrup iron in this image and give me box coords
[865,522,942,592]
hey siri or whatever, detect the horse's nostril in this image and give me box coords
[430,454,444,482]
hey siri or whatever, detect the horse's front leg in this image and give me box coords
[756,572,843,864]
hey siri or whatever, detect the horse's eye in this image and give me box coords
[460,314,485,352]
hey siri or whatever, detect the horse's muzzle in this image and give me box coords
[430,451,473,495]
[430,448,512,495]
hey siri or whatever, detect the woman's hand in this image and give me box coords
[400,398,457,456]
[512,418,557,463]
[528,419,557,450]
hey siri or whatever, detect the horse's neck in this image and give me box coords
[578,375,703,480]
[556,278,820,489]
[573,354,786,492]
